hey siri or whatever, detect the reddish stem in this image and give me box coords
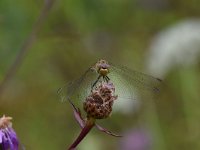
[68,118,95,150]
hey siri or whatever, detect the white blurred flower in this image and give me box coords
[146,19,200,77]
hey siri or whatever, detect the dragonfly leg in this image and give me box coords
[91,75,101,90]
[103,76,106,82]
[105,76,110,82]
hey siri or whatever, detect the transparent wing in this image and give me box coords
[57,68,99,104]
[108,64,162,113]
[108,63,162,101]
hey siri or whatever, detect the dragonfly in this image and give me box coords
[58,59,162,113]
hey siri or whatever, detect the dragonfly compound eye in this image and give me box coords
[83,82,117,119]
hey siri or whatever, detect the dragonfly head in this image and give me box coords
[96,59,110,77]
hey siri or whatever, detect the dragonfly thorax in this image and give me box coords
[98,68,109,77]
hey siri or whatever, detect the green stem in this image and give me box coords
[68,117,95,150]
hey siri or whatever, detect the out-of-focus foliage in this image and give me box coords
[0,0,200,149]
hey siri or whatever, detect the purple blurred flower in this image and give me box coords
[120,128,152,150]
[0,115,19,150]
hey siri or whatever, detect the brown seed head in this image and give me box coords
[83,82,117,119]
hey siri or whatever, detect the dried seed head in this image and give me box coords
[83,82,117,119]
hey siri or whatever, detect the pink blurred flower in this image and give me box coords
[120,128,152,150]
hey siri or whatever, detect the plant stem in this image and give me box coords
[0,0,55,96]
[68,117,95,150]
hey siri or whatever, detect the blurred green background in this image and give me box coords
[0,0,200,150]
